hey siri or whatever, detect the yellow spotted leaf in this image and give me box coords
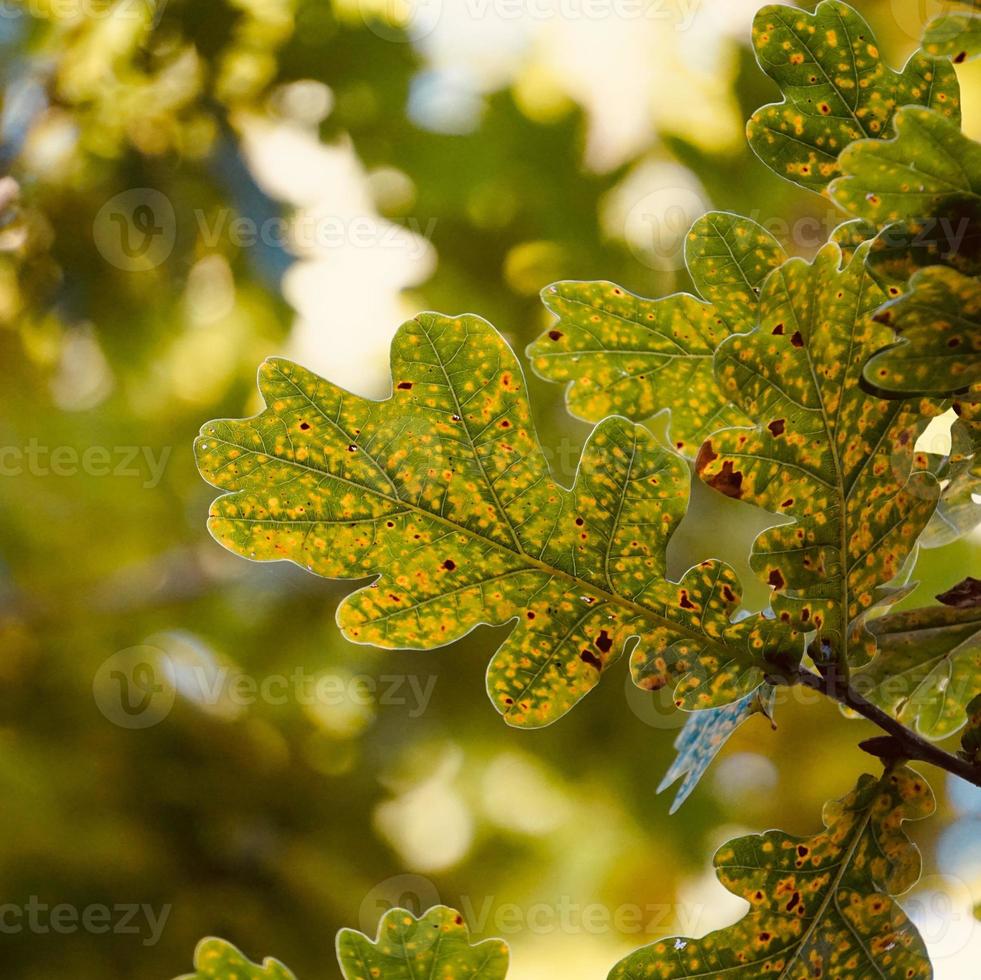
[527,212,784,454]
[337,906,509,980]
[609,767,935,980]
[748,1,960,191]
[176,938,296,980]
[196,314,788,727]
[696,243,940,670]
[831,106,981,226]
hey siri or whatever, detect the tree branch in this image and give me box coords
[768,666,981,788]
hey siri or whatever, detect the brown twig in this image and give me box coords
[767,666,981,788]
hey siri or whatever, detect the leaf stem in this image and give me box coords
[770,666,981,788]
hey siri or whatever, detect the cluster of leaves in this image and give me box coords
[188,1,981,977]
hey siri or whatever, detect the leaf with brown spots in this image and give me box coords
[657,684,776,814]
[526,212,784,455]
[747,1,960,192]
[196,314,784,727]
[175,938,296,980]
[697,243,941,670]
[337,906,509,980]
[923,11,981,64]
[864,266,981,397]
[608,767,935,980]
[854,601,981,740]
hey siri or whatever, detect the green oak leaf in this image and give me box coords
[864,195,981,294]
[609,766,935,980]
[337,906,509,980]
[829,218,875,261]
[747,1,960,191]
[854,603,981,739]
[196,314,792,727]
[864,266,981,396]
[657,684,776,815]
[924,12,981,64]
[831,106,981,226]
[960,692,981,763]
[176,938,296,980]
[696,243,940,670]
[526,212,784,455]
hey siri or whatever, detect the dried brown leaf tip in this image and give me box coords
[937,576,981,608]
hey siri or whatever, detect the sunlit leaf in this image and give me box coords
[696,243,940,670]
[864,266,981,396]
[176,938,296,980]
[747,1,960,191]
[657,684,776,815]
[337,906,509,980]
[196,314,789,727]
[831,106,981,225]
[526,212,784,454]
[923,12,981,64]
[609,766,935,980]
[854,603,981,739]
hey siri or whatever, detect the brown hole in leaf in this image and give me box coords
[768,568,786,589]
[705,460,743,499]
[441,559,456,571]
[299,421,311,430]
[397,381,413,390]
[679,590,696,610]
[579,649,602,671]
[790,330,804,347]
[695,440,718,474]
[768,418,786,437]
[548,330,563,341]
[595,630,613,653]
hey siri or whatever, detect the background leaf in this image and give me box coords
[923,12,981,64]
[337,906,509,980]
[960,692,981,763]
[747,1,960,191]
[855,602,981,739]
[609,766,935,980]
